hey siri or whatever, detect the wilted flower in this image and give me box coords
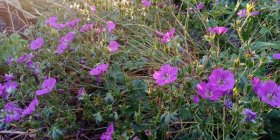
[141,0,151,7]
[36,77,57,96]
[89,63,109,76]
[256,81,280,108]
[242,108,256,123]
[107,21,116,33]
[80,23,94,33]
[208,26,229,35]
[100,123,114,140]
[197,82,224,101]
[22,98,39,117]
[30,37,44,51]
[273,53,280,59]
[161,28,175,44]
[3,103,22,123]
[237,9,247,18]
[197,2,204,10]
[153,64,178,86]
[193,95,200,104]
[108,41,119,52]
[208,68,235,92]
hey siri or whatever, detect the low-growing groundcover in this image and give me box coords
[0,0,280,139]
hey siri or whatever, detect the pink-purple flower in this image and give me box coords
[22,98,39,117]
[108,41,119,52]
[242,108,256,123]
[89,63,109,76]
[30,37,44,51]
[45,16,65,29]
[141,0,151,7]
[153,64,178,86]
[255,81,280,108]
[91,6,96,13]
[3,103,22,123]
[273,53,280,60]
[36,77,57,96]
[193,95,200,104]
[107,21,116,33]
[208,68,235,92]
[237,9,247,18]
[197,82,224,101]
[65,19,81,29]
[197,2,204,10]
[56,32,76,54]
[100,123,114,140]
[78,87,86,97]
[208,26,229,35]
[80,23,94,33]
[161,28,176,44]
[4,74,14,81]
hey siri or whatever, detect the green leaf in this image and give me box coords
[252,42,279,51]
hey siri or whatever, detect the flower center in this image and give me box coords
[218,79,225,86]
[163,73,170,81]
[206,90,213,97]
[267,93,276,101]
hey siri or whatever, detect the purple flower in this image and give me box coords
[145,129,152,137]
[100,123,114,140]
[25,53,35,68]
[106,21,116,33]
[36,77,57,96]
[153,64,178,86]
[256,81,280,108]
[208,26,229,35]
[273,53,280,60]
[197,2,204,10]
[132,136,141,140]
[17,54,28,63]
[91,6,96,13]
[141,0,151,7]
[4,74,14,81]
[193,95,200,104]
[225,99,233,109]
[78,87,86,97]
[4,81,18,94]
[251,77,261,93]
[3,103,22,123]
[56,32,76,54]
[80,23,94,33]
[242,108,256,123]
[22,98,39,117]
[30,37,44,51]
[108,41,119,52]
[161,28,175,44]
[237,9,247,18]
[249,11,260,16]
[60,32,76,43]
[197,82,224,101]
[208,68,235,92]
[278,0,280,4]
[7,56,13,66]
[89,63,109,76]
[65,19,81,29]
[45,16,66,29]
